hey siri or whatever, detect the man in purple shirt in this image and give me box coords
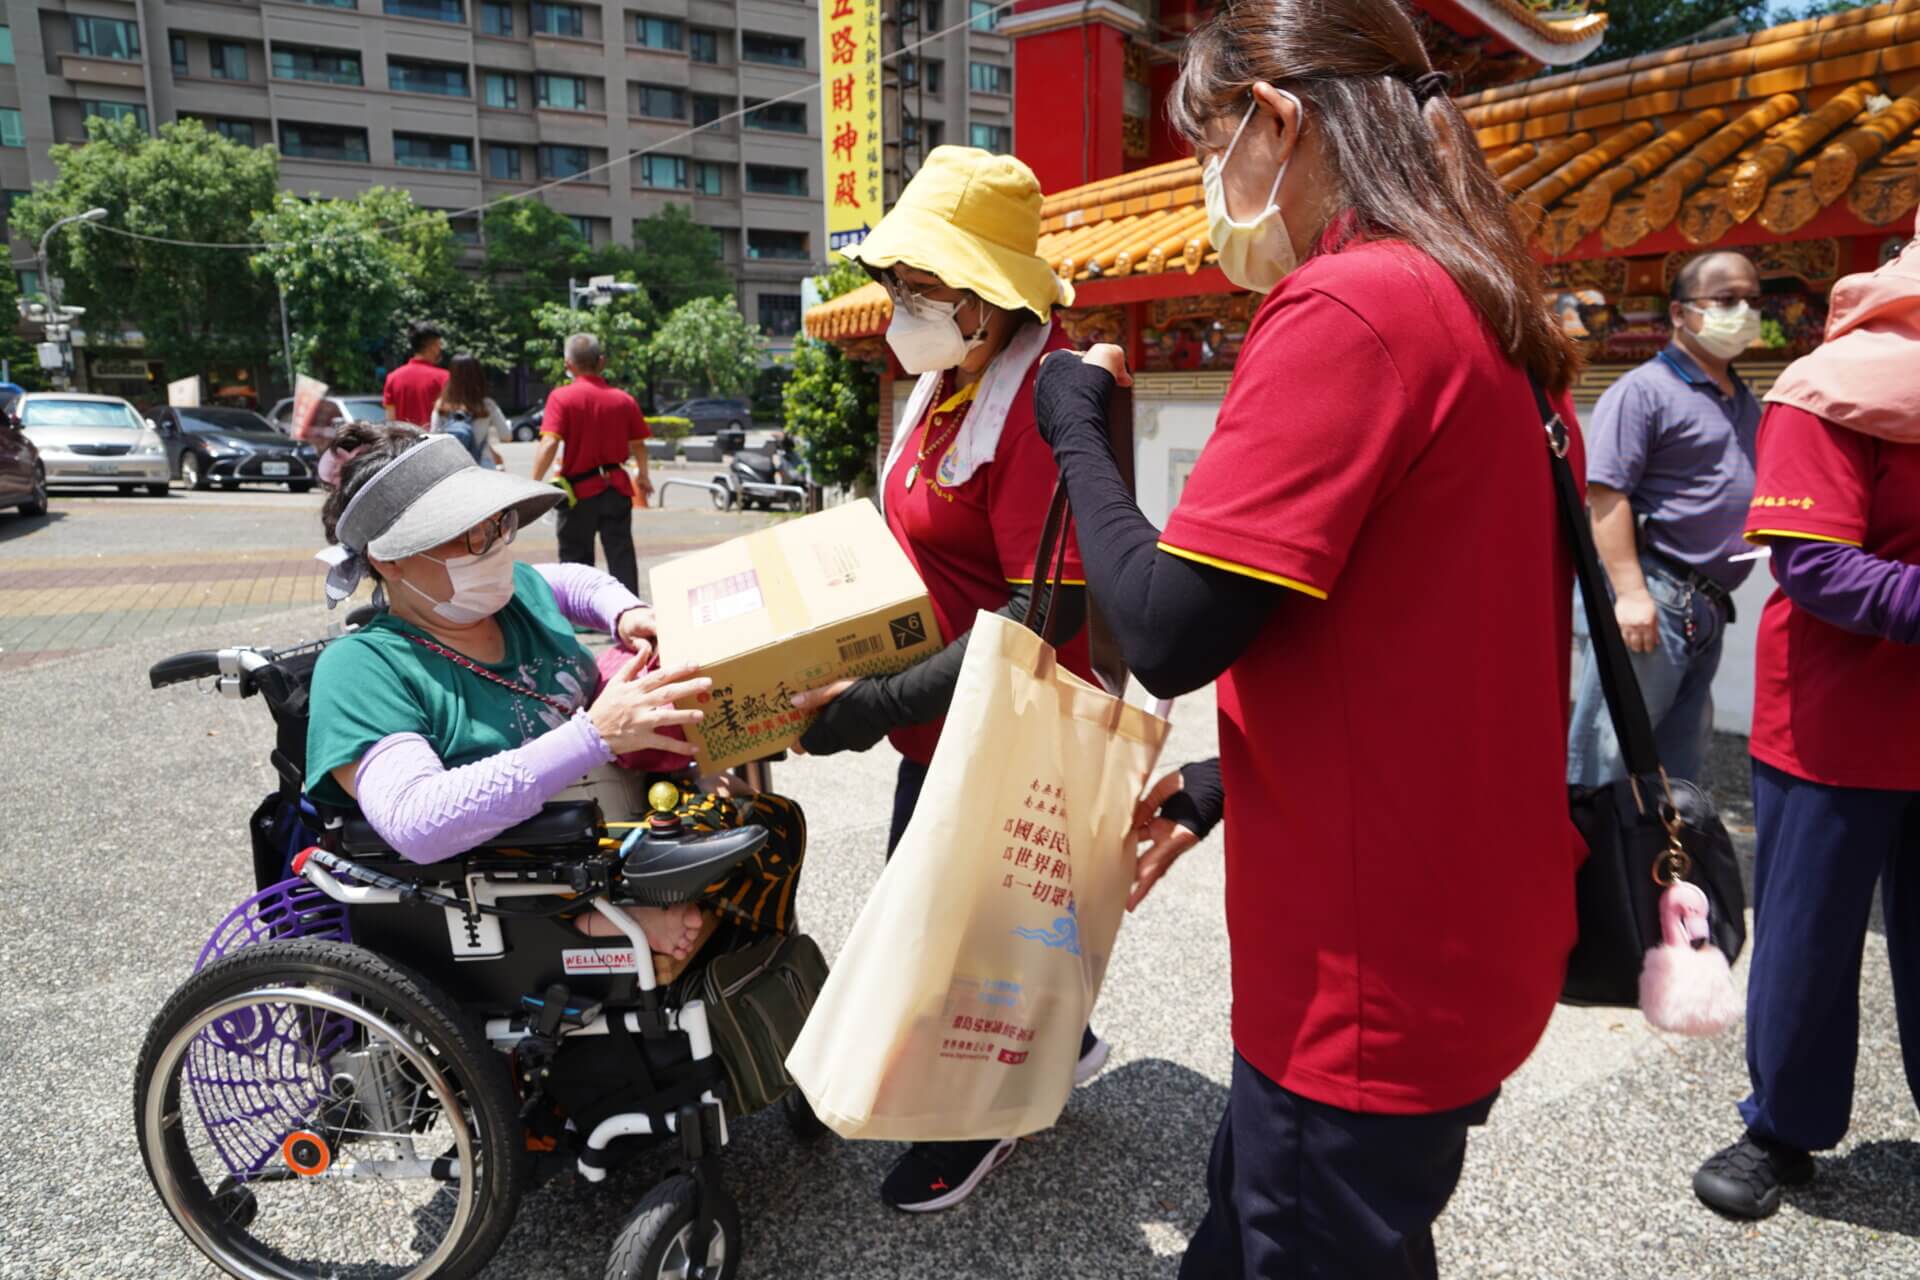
[1568,251,1763,785]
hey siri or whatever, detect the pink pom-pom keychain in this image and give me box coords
[1639,879,1740,1036]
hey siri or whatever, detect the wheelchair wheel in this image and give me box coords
[605,1174,740,1280]
[135,939,528,1280]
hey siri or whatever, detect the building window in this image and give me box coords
[691,161,723,195]
[279,123,370,162]
[390,59,469,96]
[212,119,255,145]
[635,17,681,50]
[481,72,518,108]
[758,294,802,337]
[292,0,358,7]
[567,215,594,242]
[17,270,41,298]
[899,55,916,86]
[487,144,522,179]
[970,122,1011,152]
[926,119,945,148]
[924,59,944,93]
[171,35,190,75]
[968,0,998,31]
[746,164,806,197]
[480,1,513,35]
[2,190,26,229]
[385,0,465,21]
[537,143,590,178]
[0,24,13,65]
[395,133,475,171]
[747,229,808,261]
[744,99,805,134]
[210,41,248,80]
[926,0,945,27]
[0,109,22,149]
[272,46,363,85]
[639,155,687,189]
[741,33,803,68]
[692,94,725,126]
[689,28,718,63]
[84,101,150,131]
[531,3,583,36]
[536,74,588,110]
[72,16,141,61]
[633,84,684,119]
[969,61,1010,94]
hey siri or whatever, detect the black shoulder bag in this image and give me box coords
[1535,379,1748,1005]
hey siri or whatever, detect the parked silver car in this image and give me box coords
[17,393,170,495]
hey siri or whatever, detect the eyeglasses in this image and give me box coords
[1683,293,1762,310]
[462,510,519,557]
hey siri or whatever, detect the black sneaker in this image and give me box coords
[1075,1026,1111,1086]
[880,1138,1016,1212]
[1693,1132,1815,1219]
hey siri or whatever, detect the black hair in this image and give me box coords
[320,422,429,546]
[407,321,443,354]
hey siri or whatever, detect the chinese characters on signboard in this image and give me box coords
[820,0,882,256]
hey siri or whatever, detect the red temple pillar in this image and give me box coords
[1001,0,1148,193]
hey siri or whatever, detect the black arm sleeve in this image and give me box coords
[796,583,1087,755]
[1033,355,1281,698]
[1158,758,1224,839]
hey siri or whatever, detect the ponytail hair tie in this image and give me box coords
[1411,70,1452,104]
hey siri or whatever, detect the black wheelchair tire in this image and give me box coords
[605,1174,740,1280]
[134,938,529,1280]
[784,1090,830,1142]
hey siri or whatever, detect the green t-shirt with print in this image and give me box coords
[305,561,600,807]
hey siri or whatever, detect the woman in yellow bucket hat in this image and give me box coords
[789,145,1110,1211]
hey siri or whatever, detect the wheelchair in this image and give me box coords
[134,629,828,1280]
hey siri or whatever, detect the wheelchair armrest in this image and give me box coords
[335,801,603,859]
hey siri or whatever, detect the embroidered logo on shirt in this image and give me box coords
[1751,495,1817,510]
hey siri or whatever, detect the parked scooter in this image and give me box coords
[712,432,811,511]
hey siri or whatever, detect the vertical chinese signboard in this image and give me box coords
[821,0,883,257]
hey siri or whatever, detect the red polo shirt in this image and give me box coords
[1745,402,1920,790]
[383,357,449,428]
[883,323,1091,764]
[1159,236,1583,1114]
[541,374,650,501]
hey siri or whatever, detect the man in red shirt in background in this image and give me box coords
[382,322,450,426]
[531,333,652,594]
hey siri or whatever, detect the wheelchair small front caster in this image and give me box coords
[210,1177,258,1231]
[606,1173,740,1280]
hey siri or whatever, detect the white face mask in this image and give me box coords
[1204,93,1302,295]
[1685,300,1763,361]
[399,539,517,625]
[885,292,986,375]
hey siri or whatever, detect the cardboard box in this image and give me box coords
[651,500,944,771]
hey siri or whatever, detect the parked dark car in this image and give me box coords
[509,407,542,442]
[153,406,320,492]
[663,398,751,452]
[0,404,47,516]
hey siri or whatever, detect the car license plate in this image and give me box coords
[262,462,290,476]
[88,461,119,474]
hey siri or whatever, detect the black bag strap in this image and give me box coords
[1530,377,1663,781]
[1022,482,1075,645]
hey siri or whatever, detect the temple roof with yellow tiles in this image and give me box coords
[805,0,1920,343]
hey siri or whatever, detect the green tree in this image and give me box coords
[623,205,732,313]
[1581,0,1768,62]
[648,296,764,398]
[12,116,279,383]
[525,298,654,392]
[482,199,591,354]
[0,270,48,389]
[782,258,881,489]
[251,187,478,389]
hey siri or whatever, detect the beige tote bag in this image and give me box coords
[787,607,1169,1140]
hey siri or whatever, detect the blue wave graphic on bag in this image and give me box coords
[1012,902,1080,956]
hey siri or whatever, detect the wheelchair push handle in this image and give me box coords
[148,650,220,688]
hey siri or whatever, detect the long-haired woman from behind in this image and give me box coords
[431,353,508,469]
[1033,0,1586,1274]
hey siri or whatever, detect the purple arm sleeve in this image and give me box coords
[1772,540,1920,644]
[534,562,645,635]
[351,717,615,863]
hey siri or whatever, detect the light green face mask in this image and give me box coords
[1203,92,1303,295]
[1686,300,1763,360]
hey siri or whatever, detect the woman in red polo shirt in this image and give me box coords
[1033,1,1584,1274]
[1689,217,1920,1222]
[788,146,1101,1213]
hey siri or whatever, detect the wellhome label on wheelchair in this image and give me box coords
[653,501,946,770]
[561,945,644,975]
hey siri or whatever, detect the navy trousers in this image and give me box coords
[1180,1053,1496,1280]
[1739,759,1920,1151]
[887,756,929,860]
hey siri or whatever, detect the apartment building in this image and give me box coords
[882,0,1014,204]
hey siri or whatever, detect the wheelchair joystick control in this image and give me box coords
[646,780,685,839]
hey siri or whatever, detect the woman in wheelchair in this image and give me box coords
[305,422,806,979]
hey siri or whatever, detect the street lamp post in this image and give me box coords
[35,207,107,389]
